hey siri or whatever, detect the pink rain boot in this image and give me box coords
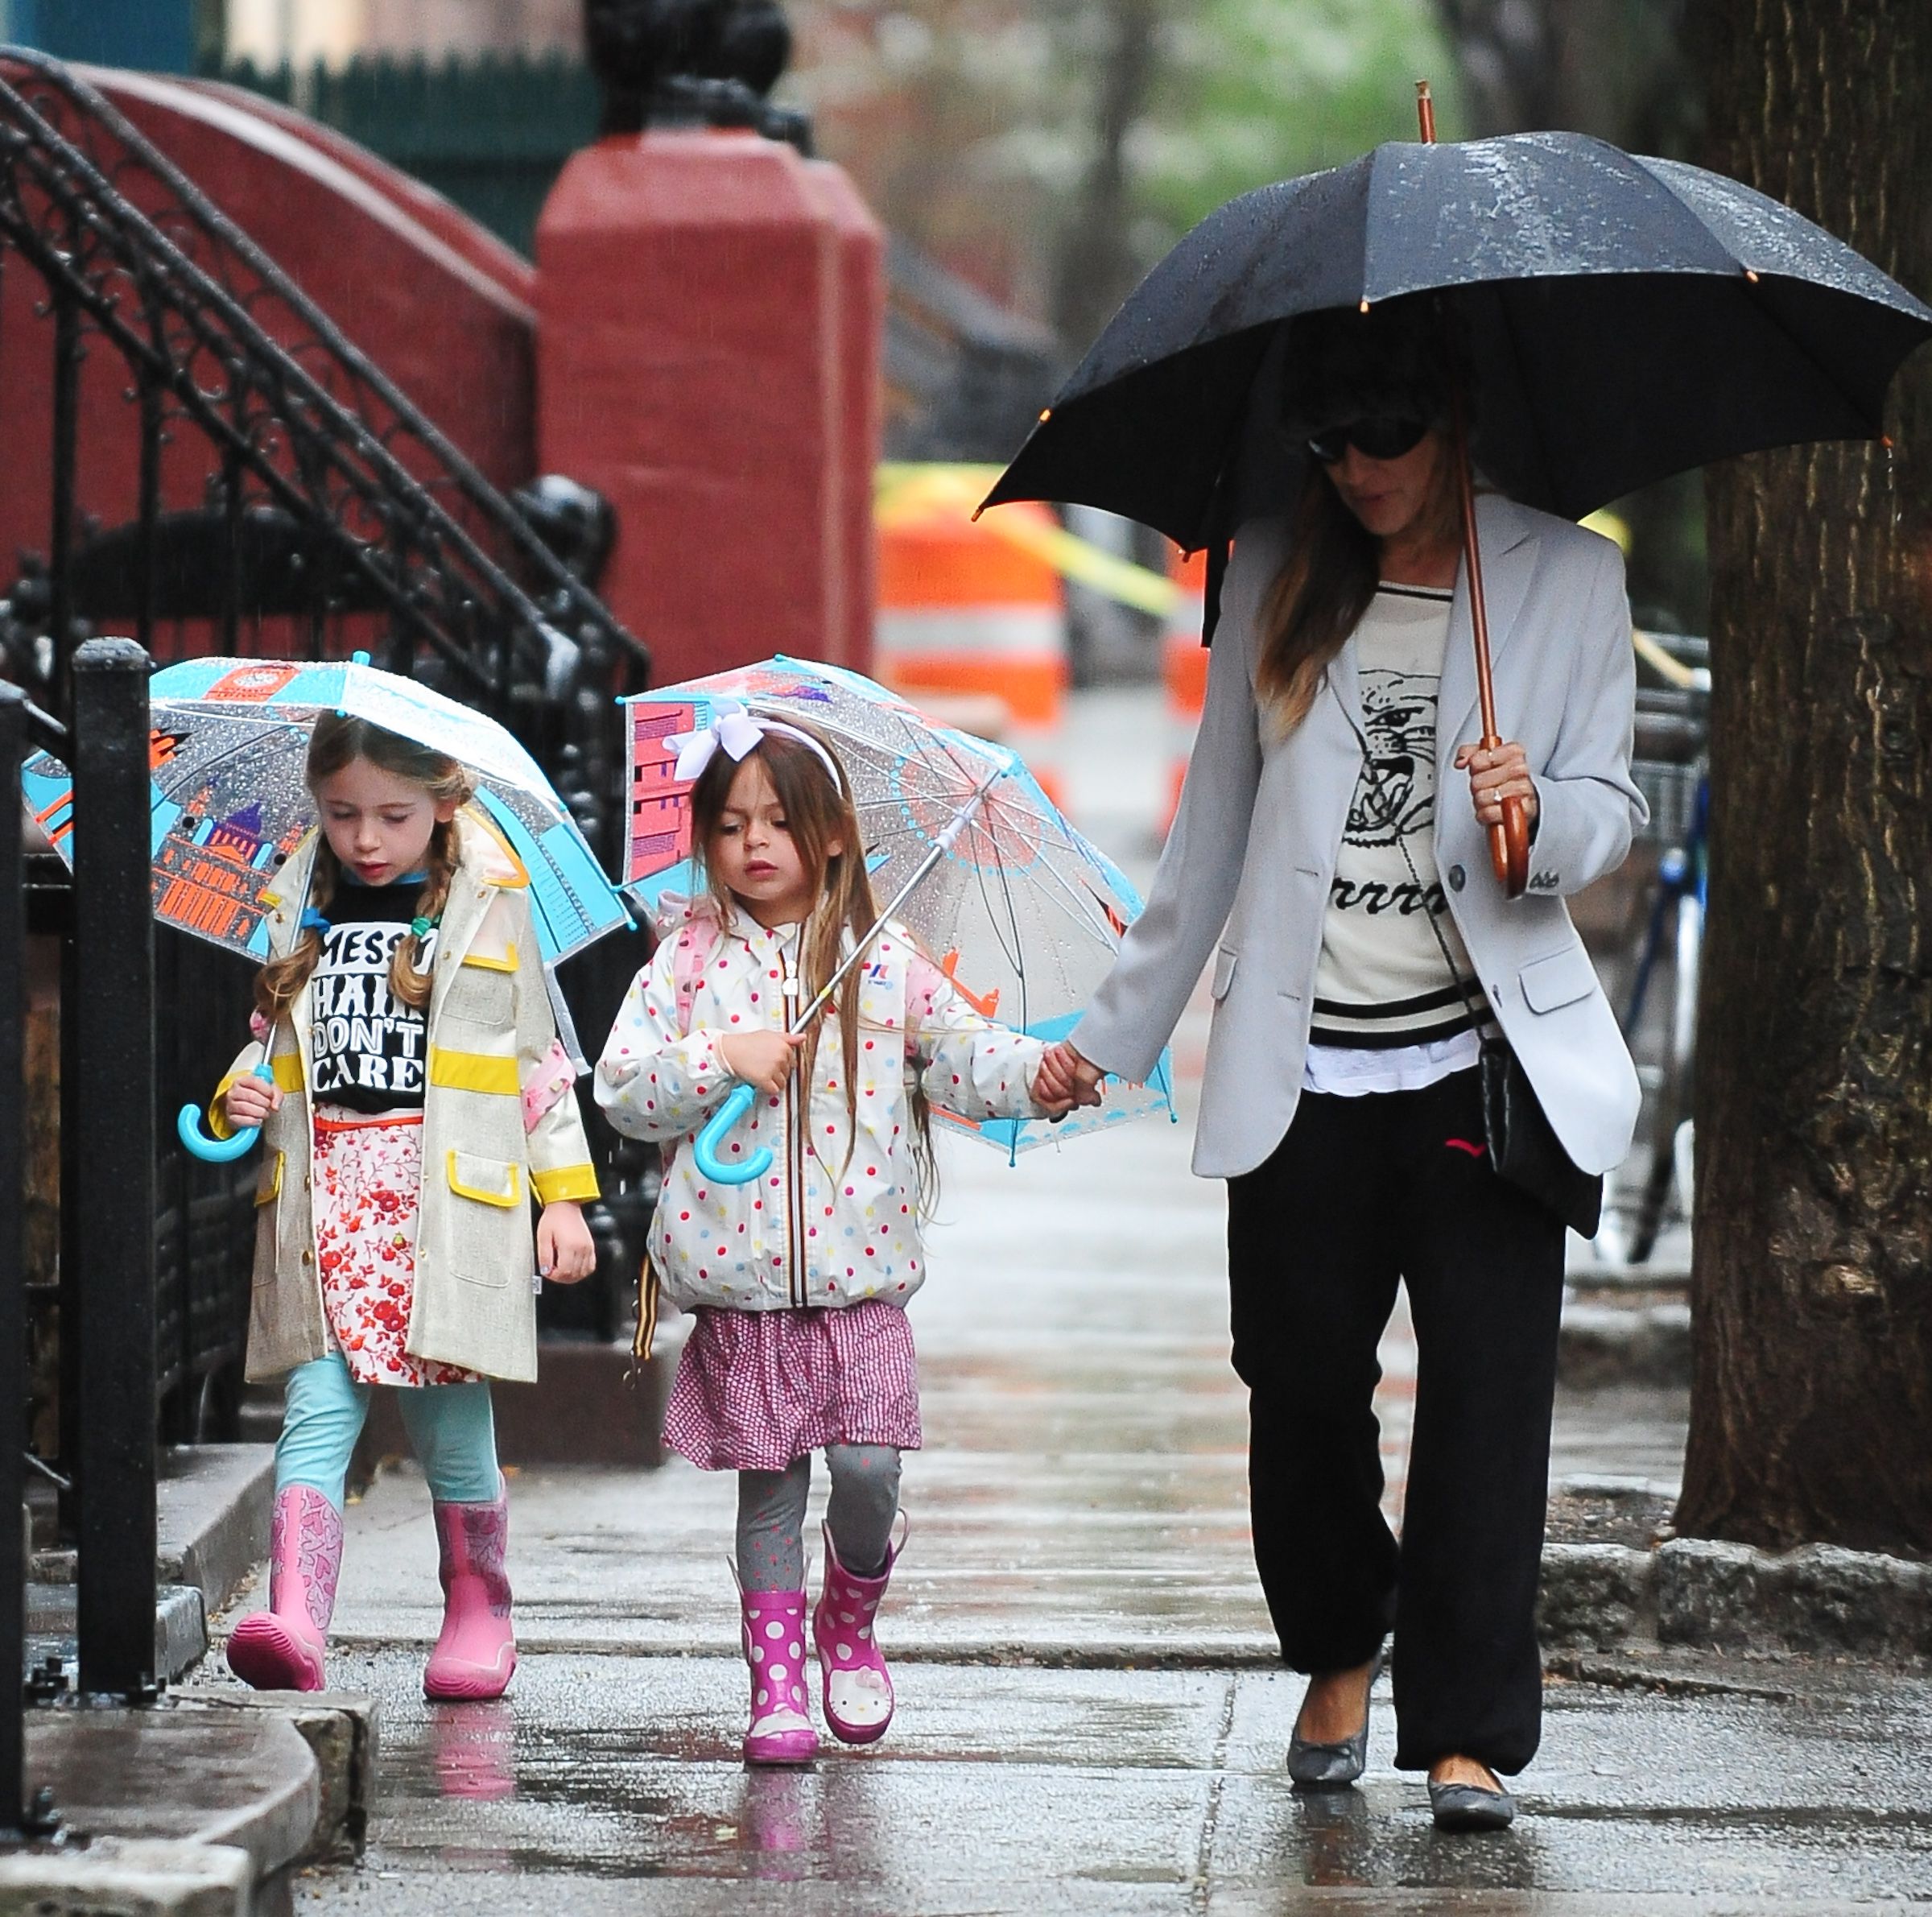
[741,1589,819,1766]
[227,1485,341,1692]
[812,1522,899,1746]
[423,1485,517,1701]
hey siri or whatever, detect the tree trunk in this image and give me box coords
[1051,0,1160,353]
[1677,0,1932,1554]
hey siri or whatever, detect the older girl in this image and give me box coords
[215,715,598,1700]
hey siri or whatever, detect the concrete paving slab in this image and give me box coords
[0,1836,254,1917]
[293,1648,1932,1912]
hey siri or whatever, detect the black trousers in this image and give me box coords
[1227,1065,1565,1775]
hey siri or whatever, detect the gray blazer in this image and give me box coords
[1074,491,1645,1180]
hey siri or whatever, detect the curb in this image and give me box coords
[26,1582,208,1684]
[1557,1300,1692,1390]
[1541,1537,1932,1660]
[158,1444,276,1614]
[8,1692,375,1915]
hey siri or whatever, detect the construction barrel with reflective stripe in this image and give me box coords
[876,491,1071,807]
[1160,547,1208,837]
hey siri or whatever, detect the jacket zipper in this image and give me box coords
[778,940,807,1308]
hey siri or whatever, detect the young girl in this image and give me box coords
[596,713,1072,1763]
[215,714,599,1700]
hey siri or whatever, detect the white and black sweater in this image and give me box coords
[1308,585,1489,1051]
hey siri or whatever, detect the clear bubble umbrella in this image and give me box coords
[619,655,1174,1160]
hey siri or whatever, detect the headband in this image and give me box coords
[664,698,844,791]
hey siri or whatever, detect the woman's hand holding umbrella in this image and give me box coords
[1456,740,1541,837]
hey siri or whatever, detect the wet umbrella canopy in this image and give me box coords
[983,130,1932,548]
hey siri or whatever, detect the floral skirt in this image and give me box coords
[314,1107,479,1388]
[663,1300,922,1473]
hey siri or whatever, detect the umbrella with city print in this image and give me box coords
[20,651,628,968]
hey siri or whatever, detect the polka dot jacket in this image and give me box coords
[596,900,1050,1314]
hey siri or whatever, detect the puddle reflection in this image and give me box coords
[1290,1785,1376,1886]
[429,1699,518,1801]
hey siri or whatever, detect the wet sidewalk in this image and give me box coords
[221,688,1930,1913]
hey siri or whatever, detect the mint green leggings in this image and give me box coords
[275,1352,500,1510]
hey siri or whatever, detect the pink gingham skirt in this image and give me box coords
[663,1301,923,1472]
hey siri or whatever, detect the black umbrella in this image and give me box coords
[984,91,1932,893]
[983,118,1932,549]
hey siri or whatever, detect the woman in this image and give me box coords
[1041,302,1643,1831]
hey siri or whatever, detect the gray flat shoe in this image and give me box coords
[1427,1779,1517,1831]
[1286,1653,1381,1788]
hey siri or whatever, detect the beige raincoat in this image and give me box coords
[212,808,598,1383]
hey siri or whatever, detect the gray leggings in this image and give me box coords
[737,1446,901,1591]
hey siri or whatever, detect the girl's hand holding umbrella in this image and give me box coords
[225,1072,283,1130]
[1455,740,1540,837]
[719,1029,806,1095]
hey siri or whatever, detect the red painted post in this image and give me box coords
[535,130,882,685]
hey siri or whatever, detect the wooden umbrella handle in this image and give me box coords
[1480,734,1534,894]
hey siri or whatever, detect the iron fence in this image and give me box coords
[0,43,659,1463]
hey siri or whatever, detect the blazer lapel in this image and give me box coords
[1437,493,1541,788]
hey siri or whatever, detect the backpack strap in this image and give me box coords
[665,909,724,1038]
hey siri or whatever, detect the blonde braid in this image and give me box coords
[254,841,339,1021]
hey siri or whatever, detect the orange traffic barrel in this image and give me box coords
[877,496,1068,722]
[1160,547,1208,835]
[876,489,1070,807]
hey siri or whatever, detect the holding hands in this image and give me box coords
[1455,740,1539,832]
[1035,1042,1105,1114]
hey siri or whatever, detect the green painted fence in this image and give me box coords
[211,52,601,258]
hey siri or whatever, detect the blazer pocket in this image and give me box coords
[447,1149,522,1208]
[1210,945,1239,1001]
[1519,944,1598,1014]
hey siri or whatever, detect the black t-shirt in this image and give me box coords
[308,878,440,1113]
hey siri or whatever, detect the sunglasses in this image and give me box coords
[1305,415,1431,465]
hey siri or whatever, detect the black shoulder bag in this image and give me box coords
[1343,712,1603,1238]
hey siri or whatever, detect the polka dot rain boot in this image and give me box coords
[741,1588,819,1766]
[812,1521,898,1746]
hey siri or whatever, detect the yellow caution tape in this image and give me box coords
[875,463,1183,619]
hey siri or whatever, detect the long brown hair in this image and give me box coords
[691,725,936,1194]
[256,715,476,1022]
[1257,300,1464,736]
[1255,448,1461,735]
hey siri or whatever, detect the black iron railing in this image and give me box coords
[6,647,157,1833]
[0,46,663,1771]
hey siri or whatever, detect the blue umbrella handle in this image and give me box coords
[693,1082,770,1186]
[177,1063,273,1163]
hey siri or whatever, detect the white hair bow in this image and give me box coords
[664,697,843,789]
